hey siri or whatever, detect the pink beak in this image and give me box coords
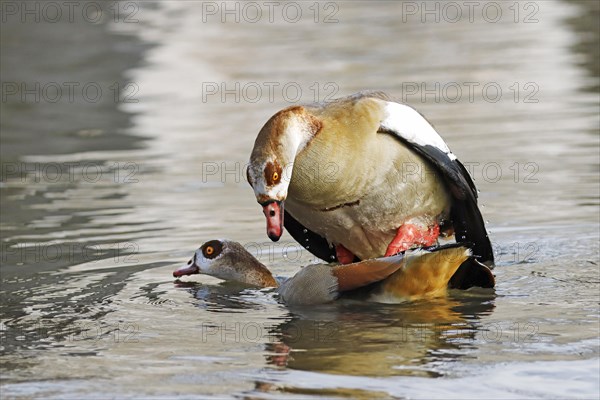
[173,258,199,278]
[263,201,284,242]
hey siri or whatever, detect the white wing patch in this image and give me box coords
[380,102,457,161]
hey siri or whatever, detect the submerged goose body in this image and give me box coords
[247,92,494,282]
[173,240,493,306]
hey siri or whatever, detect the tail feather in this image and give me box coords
[375,247,471,301]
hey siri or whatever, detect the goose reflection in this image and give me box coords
[263,292,495,376]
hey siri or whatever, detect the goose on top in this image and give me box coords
[247,91,494,285]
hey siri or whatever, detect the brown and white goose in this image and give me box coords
[172,240,491,305]
[247,91,494,285]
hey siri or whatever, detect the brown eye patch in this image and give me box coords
[201,240,223,259]
[264,161,282,186]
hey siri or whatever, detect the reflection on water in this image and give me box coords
[267,296,496,377]
[180,282,496,377]
[1,1,599,398]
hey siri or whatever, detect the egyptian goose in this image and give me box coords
[173,240,493,305]
[247,91,494,284]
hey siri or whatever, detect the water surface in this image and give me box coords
[1,1,599,398]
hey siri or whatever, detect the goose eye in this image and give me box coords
[264,161,282,186]
[202,240,223,259]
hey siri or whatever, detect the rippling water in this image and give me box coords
[1,1,599,398]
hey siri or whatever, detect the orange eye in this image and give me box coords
[202,240,222,259]
[272,172,279,182]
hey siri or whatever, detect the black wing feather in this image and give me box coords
[283,210,339,262]
[380,133,495,266]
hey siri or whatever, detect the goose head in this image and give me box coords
[173,239,278,287]
[247,106,322,241]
